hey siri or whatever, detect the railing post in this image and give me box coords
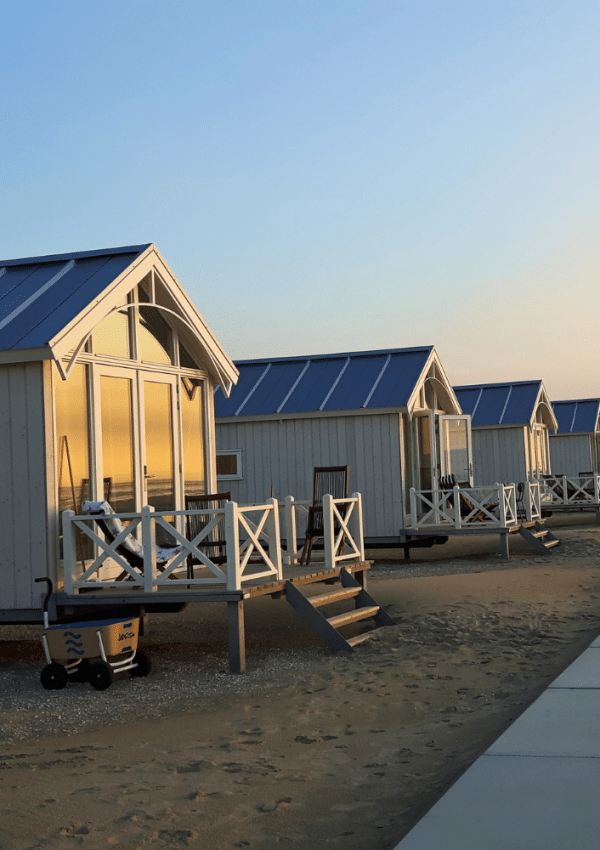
[266,497,283,579]
[410,488,417,529]
[452,486,461,528]
[225,500,241,590]
[350,492,365,561]
[142,506,156,592]
[596,474,600,503]
[525,481,532,521]
[62,510,76,594]
[497,484,507,526]
[323,493,335,570]
[284,495,297,565]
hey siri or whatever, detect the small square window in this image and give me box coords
[217,450,242,480]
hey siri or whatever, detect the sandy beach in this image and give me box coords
[1,518,600,850]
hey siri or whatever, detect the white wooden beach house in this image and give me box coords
[0,245,381,670]
[543,399,600,520]
[214,347,519,547]
[453,381,558,486]
[550,399,600,477]
[0,243,241,621]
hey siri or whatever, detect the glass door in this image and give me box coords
[439,415,473,485]
[98,369,138,513]
[415,412,434,491]
[140,374,178,512]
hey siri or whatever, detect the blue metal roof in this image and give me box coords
[0,244,150,352]
[454,381,544,427]
[215,347,434,417]
[552,399,600,434]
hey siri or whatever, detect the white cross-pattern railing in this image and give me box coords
[535,474,600,506]
[62,499,283,594]
[520,481,542,522]
[322,493,365,567]
[409,484,518,530]
[280,494,365,567]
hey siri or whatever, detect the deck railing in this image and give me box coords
[280,493,365,566]
[409,483,518,530]
[62,499,283,594]
[535,474,600,507]
[62,493,366,594]
[521,481,542,522]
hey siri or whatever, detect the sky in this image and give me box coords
[1,0,599,400]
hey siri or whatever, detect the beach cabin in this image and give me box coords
[453,381,558,487]
[550,399,600,477]
[214,346,478,546]
[0,243,237,623]
[542,399,600,519]
[0,246,382,671]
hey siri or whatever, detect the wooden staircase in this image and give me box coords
[285,567,396,652]
[518,521,561,555]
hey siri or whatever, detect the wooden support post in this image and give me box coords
[227,600,246,674]
[500,532,510,560]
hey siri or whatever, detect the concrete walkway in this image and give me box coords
[394,635,600,849]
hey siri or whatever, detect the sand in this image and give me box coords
[1,521,599,850]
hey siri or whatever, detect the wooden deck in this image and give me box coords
[52,561,373,674]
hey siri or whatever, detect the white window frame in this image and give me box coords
[216,449,243,480]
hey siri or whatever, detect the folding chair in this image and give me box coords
[81,501,184,579]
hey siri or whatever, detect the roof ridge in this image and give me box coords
[0,244,152,267]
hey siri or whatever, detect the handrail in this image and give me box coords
[409,484,518,530]
[62,493,367,594]
[534,474,600,506]
[62,500,283,594]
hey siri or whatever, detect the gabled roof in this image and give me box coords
[551,399,600,435]
[215,346,457,417]
[454,381,558,429]
[0,244,237,393]
[0,245,150,351]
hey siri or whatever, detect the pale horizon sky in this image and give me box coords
[1,1,598,401]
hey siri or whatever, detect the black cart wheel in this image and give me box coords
[69,658,92,683]
[89,661,115,691]
[40,663,69,690]
[131,651,152,678]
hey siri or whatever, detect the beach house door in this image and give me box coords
[95,366,180,514]
[439,415,473,485]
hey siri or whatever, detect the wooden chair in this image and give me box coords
[300,466,349,566]
[184,492,231,578]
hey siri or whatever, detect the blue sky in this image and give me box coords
[1,1,599,399]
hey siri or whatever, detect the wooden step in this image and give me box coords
[327,606,381,629]
[284,568,396,653]
[543,538,560,549]
[346,631,378,647]
[308,587,361,607]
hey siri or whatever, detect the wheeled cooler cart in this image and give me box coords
[35,578,151,691]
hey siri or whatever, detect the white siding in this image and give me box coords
[216,413,404,538]
[0,362,50,613]
[471,426,528,485]
[549,434,595,477]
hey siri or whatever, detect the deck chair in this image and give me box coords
[81,501,184,579]
[184,492,231,578]
[300,466,349,566]
[439,475,498,523]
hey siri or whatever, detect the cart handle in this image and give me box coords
[35,577,53,629]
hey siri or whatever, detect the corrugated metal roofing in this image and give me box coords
[0,244,150,352]
[454,381,543,427]
[215,347,434,417]
[552,399,600,434]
